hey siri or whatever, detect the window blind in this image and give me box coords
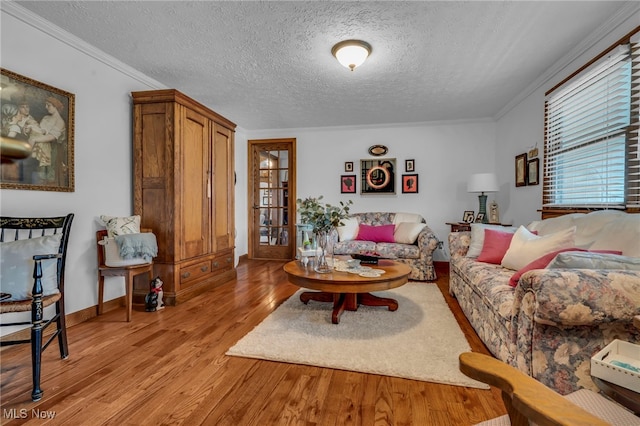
[543,33,639,209]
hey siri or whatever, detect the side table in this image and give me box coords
[446,222,471,232]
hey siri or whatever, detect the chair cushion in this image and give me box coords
[501,225,576,270]
[0,234,61,301]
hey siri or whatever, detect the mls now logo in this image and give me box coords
[3,409,56,419]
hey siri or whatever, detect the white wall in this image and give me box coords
[0,6,164,325]
[244,120,497,260]
[496,8,640,224]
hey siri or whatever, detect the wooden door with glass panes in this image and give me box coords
[248,139,296,260]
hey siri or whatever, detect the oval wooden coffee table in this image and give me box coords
[283,259,411,324]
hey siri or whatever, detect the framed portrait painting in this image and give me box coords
[344,161,353,172]
[405,159,415,172]
[515,153,527,187]
[527,158,539,185]
[360,158,396,194]
[340,175,356,194]
[0,68,75,192]
[401,174,418,193]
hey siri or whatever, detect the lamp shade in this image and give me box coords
[331,40,372,71]
[467,173,499,193]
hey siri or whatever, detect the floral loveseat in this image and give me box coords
[331,212,439,281]
[449,210,640,395]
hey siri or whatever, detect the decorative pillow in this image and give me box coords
[394,222,426,244]
[356,224,396,243]
[100,215,141,238]
[336,218,360,242]
[501,226,576,271]
[548,251,640,270]
[466,224,518,258]
[393,212,424,224]
[589,214,640,257]
[0,234,61,301]
[476,228,516,264]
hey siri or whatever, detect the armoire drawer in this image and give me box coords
[211,255,233,273]
[179,260,211,285]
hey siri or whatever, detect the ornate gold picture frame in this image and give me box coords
[0,68,75,192]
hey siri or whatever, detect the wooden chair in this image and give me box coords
[459,352,639,426]
[0,214,74,401]
[96,229,153,322]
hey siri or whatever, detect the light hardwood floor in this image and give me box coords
[0,259,506,425]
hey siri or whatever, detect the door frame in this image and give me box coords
[247,138,296,260]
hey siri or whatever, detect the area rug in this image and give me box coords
[226,283,489,389]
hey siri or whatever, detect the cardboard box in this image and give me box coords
[591,339,640,393]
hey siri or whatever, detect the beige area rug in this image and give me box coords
[226,283,489,389]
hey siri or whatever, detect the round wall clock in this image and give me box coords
[368,145,388,156]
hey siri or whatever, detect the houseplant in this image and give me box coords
[296,196,352,273]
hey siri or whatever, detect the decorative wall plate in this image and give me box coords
[368,145,388,156]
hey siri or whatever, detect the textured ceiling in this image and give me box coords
[12,1,632,130]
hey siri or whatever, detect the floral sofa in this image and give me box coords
[331,212,439,281]
[448,210,640,395]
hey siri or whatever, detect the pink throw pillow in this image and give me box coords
[508,248,623,287]
[476,229,515,264]
[356,224,396,243]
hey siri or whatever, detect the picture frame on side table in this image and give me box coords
[515,153,528,187]
[344,161,353,172]
[462,211,475,223]
[0,68,75,192]
[475,213,485,223]
[340,175,356,193]
[527,158,539,185]
[405,159,415,172]
[401,174,418,193]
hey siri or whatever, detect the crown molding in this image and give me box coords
[495,1,640,120]
[1,2,165,89]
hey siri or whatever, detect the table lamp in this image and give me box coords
[467,173,499,223]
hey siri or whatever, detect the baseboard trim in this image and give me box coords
[1,296,126,343]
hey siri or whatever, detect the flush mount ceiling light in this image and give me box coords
[331,40,372,71]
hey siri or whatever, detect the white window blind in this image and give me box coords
[544,32,639,209]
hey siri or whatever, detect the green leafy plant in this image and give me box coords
[296,196,353,234]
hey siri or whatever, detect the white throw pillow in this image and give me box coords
[589,214,640,257]
[501,225,576,271]
[394,222,426,244]
[466,224,518,258]
[336,217,360,242]
[100,215,141,238]
[393,213,424,224]
[0,234,62,301]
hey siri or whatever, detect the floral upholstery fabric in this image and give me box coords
[449,231,640,395]
[332,212,439,281]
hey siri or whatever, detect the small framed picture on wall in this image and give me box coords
[527,158,539,185]
[340,175,356,193]
[515,153,527,187]
[401,174,418,193]
[405,159,415,172]
[344,161,353,172]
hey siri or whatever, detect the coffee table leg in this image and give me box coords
[358,293,398,311]
[332,293,346,324]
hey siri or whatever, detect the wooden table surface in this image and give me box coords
[283,259,412,324]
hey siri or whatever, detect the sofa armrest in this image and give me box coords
[514,269,640,327]
[416,225,439,257]
[448,231,471,260]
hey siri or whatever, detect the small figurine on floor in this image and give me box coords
[145,276,165,312]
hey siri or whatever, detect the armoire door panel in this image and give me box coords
[181,108,210,259]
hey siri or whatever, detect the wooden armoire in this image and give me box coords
[132,89,236,305]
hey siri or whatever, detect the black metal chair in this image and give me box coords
[0,214,74,401]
